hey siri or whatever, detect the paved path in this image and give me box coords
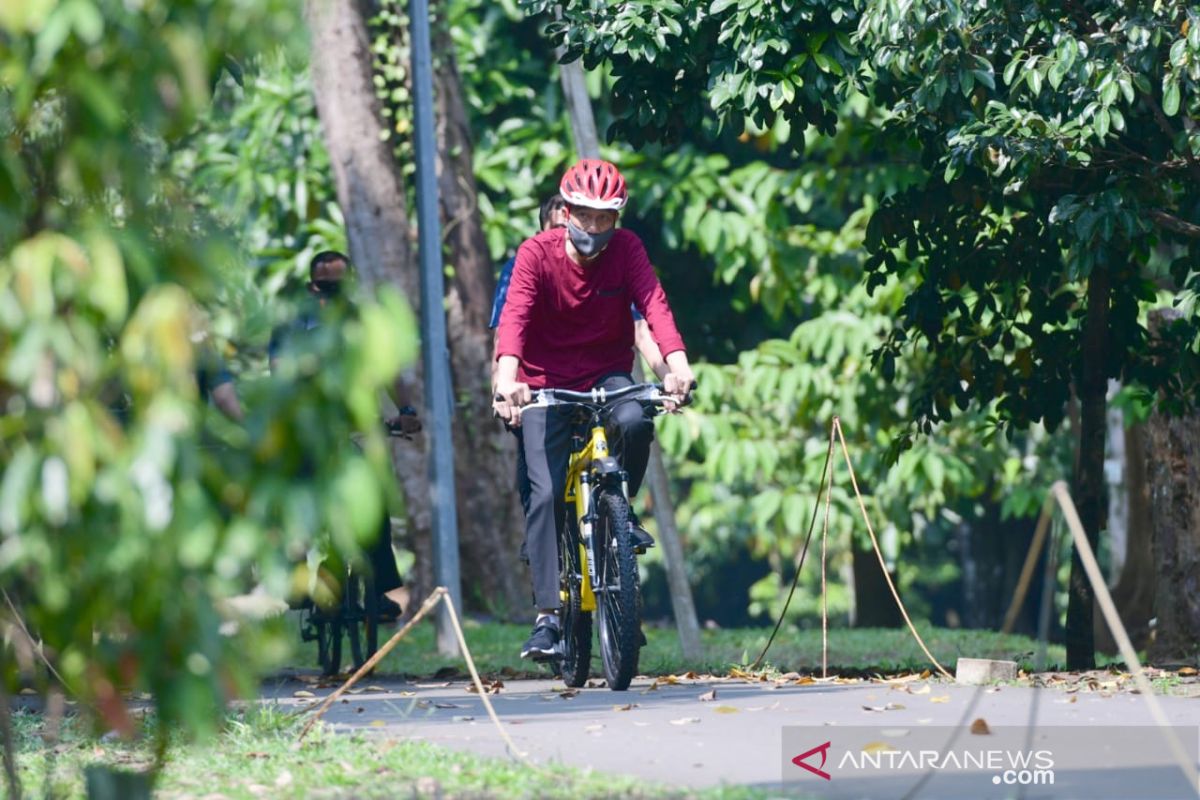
[263,671,1200,798]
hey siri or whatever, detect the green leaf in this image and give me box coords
[1047,62,1066,90]
[1003,57,1020,86]
[1027,68,1042,97]
[1170,37,1188,68]
[710,0,738,14]
[1056,37,1077,72]
[1099,78,1119,105]
[1163,77,1181,116]
[1095,107,1110,138]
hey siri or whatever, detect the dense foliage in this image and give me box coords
[0,0,414,738]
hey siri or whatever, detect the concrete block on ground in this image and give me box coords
[955,658,1018,685]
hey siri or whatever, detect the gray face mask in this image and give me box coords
[567,220,616,258]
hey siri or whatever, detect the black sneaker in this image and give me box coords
[628,513,655,551]
[378,596,403,622]
[520,619,560,659]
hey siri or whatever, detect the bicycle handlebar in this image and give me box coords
[521,380,697,410]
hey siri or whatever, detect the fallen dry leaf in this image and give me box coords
[246,752,270,759]
[930,695,950,703]
[558,688,580,700]
[863,742,898,753]
[466,680,504,695]
[612,703,638,711]
[712,705,739,714]
[698,689,717,702]
[861,703,905,712]
[292,690,315,699]
[970,718,991,735]
[794,676,815,686]
[670,717,701,725]
[415,682,451,689]
[451,715,475,722]
[433,702,463,709]
[586,680,607,689]
[1178,667,1198,676]
[369,720,386,728]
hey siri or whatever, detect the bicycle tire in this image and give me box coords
[558,515,592,687]
[317,612,343,677]
[348,570,379,671]
[594,489,640,690]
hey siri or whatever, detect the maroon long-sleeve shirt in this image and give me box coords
[495,227,687,391]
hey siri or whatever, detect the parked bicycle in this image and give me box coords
[299,416,416,676]
[522,382,680,691]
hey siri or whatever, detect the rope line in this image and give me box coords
[297,587,532,766]
[832,418,955,680]
[748,420,835,671]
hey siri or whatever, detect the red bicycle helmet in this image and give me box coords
[559,159,628,211]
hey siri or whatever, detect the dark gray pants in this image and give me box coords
[521,373,654,610]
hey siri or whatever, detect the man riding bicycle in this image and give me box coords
[492,159,694,659]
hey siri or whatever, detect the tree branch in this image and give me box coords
[1145,93,1200,186]
[1149,209,1200,240]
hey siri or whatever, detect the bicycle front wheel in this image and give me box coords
[559,514,592,687]
[594,489,640,690]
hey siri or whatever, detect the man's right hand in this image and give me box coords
[493,379,532,426]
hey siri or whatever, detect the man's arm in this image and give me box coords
[625,236,692,399]
[492,242,539,424]
[633,318,668,380]
[210,381,245,423]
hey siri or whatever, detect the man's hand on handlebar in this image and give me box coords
[662,369,696,412]
[385,406,422,437]
[493,378,532,427]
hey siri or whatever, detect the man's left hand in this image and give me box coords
[663,369,695,407]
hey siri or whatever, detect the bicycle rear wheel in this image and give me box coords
[594,489,640,690]
[346,570,379,671]
[316,612,343,677]
[558,516,592,687]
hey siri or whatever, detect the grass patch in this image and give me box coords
[10,705,775,799]
[292,617,1115,680]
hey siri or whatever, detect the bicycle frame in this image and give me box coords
[562,422,613,614]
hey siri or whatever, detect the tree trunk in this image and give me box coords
[1145,310,1200,663]
[308,0,528,617]
[430,12,526,617]
[851,544,903,628]
[305,0,437,603]
[1095,422,1156,653]
[1066,268,1110,669]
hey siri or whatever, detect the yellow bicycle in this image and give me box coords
[525,383,672,690]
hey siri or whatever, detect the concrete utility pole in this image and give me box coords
[557,54,703,661]
[411,0,462,656]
